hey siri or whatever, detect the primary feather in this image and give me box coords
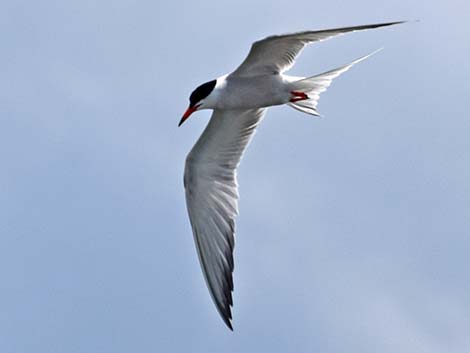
[184,109,266,329]
[230,21,403,77]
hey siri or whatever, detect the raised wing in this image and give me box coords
[184,108,266,330]
[230,21,404,77]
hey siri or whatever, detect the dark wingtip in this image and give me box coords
[224,317,234,331]
[219,303,234,331]
[377,20,420,26]
[367,20,407,28]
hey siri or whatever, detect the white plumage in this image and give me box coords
[181,21,404,330]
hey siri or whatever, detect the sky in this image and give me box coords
[1,0,469,352]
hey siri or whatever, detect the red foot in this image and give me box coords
[290,91,309,103]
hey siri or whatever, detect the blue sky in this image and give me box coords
[1,0,469,352]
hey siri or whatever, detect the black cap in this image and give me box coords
[189,79,217,107]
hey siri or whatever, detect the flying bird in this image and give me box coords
[179,21,404,330]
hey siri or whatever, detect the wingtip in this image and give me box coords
[380,20,420,26]
[223,306,234,331]
[210,288,235,331]
[220,311,234,331]
[383,20,407,25]
[365,20,410,29]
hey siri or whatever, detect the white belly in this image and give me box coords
[215,75,290,110]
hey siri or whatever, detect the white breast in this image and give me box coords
[210,74,289,110]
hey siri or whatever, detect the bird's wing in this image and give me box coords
[230,21,404,77]
[184,108,266,330]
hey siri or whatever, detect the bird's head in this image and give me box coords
[179,79,217,126]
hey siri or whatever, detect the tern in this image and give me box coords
[179,21,404,330]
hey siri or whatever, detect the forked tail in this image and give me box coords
[287,49,383,116]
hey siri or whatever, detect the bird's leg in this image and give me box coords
[289,91,309,103]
